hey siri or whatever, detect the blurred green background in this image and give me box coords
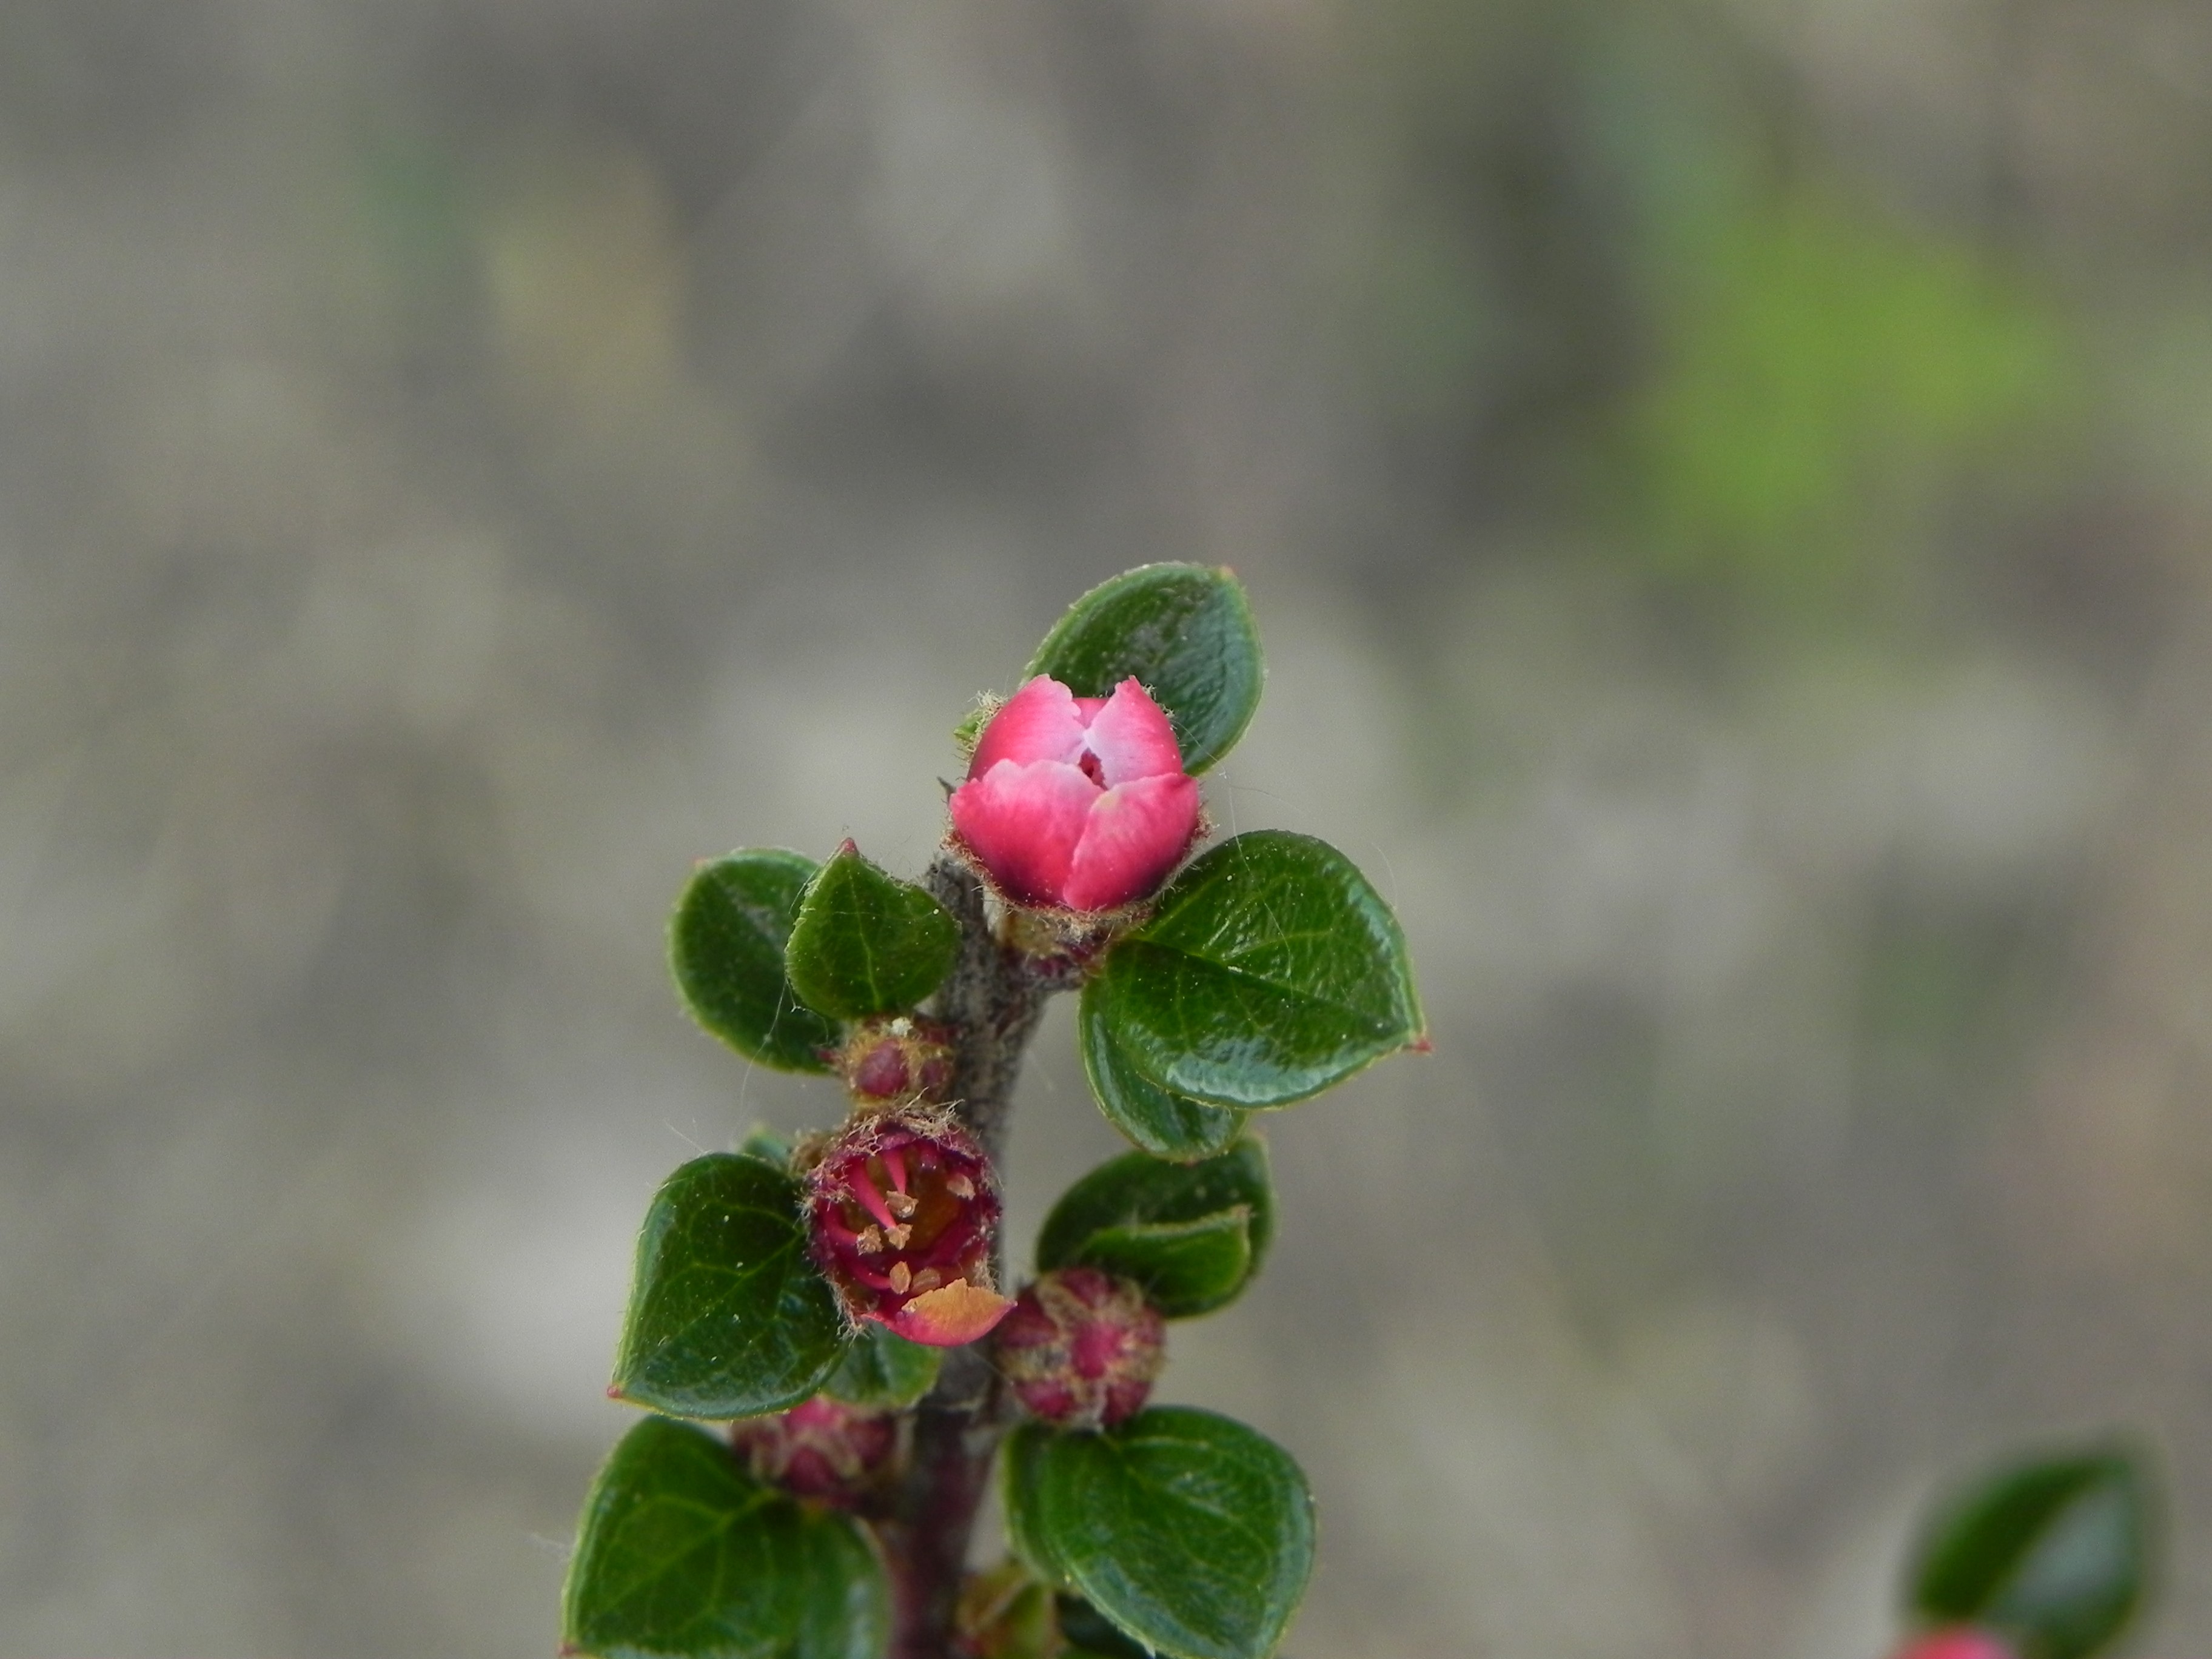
[5,0,2212,1653]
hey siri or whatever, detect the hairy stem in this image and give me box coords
[880,856,1052,1659]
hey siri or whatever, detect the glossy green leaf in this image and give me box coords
[785,841,959,1021]
[1080,996,1248,1161]
[1037,1140,1274,1318]
[671,851,839,1073]
[563,1415,888,1659]
[612,1154,849,1420]
[1910,1449,2151,1659]
[1005,1409,1314,1659]
[1073,1216,1253,1319]
[1091,831,1424,1109]
[1024,565,1262,775]
[820,1322,942,1409]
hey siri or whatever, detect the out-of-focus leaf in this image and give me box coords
[738,1124,793,1168]
[1625,183,2071,604]
[1909,1447,2151,1659]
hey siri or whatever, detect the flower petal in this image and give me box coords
[949,759,1100,907]
[886,1280,1015,1346]
[1081,678,1185,786]
[1061,773,1201,911]
[970,676,1087,778]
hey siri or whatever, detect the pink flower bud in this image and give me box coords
[950,676,1202,914]
[1888,1632,2019,1659]
[803,1107,1014,1347]
[995,1266,1165,1429]
[839,1016,957,1105]
[729,1395,897,1506]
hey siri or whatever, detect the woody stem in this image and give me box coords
[878,856,1052,1659]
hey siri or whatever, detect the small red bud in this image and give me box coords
[839,1016,957,1106]
[729,1395,896,1506]
[803,1107,1014,1347]
[995,1266,1165,1429]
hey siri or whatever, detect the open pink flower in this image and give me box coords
[950,676,1201,913]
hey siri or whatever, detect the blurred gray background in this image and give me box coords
[7,0,2212,1653]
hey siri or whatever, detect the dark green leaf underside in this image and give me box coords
[614,1154,849,1420]
[1038,1139,1274,1317]
[1025,565,1262,775]
[671,851,838,1073]
[1007,1408,1314,1659]
[1097,831,1423,1108]
[785,845,960,1021]
[1059,1595,1160,1659]
[563,1415,887,1659]
[1911,1450,2150,1659]
[820,1322,942,1409]
[1080,993,1248,1161]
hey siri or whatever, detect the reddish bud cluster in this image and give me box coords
[839,1017,956,1105]
[995,1266,1165,1429]
[950,675,1201,914]
[729,1396,896,1506]
[804,1107,1013,1347]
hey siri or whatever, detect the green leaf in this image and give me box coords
[1090,831,1424,1109]
[671,851,839,1073]
[1910,1449,2151,1659]
[1003,1420,1070,1589]
[1037,1140,1274,1318]
[1024,565,1262,775]
[820,1322,942,1409]
[1072,1216,1253,1319]
[1081,997,1249,1161]
[1005,1409,1314,1659]
[612,1154,850,1420]
[563,1415,887,1659]
[785,841,960,1021]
